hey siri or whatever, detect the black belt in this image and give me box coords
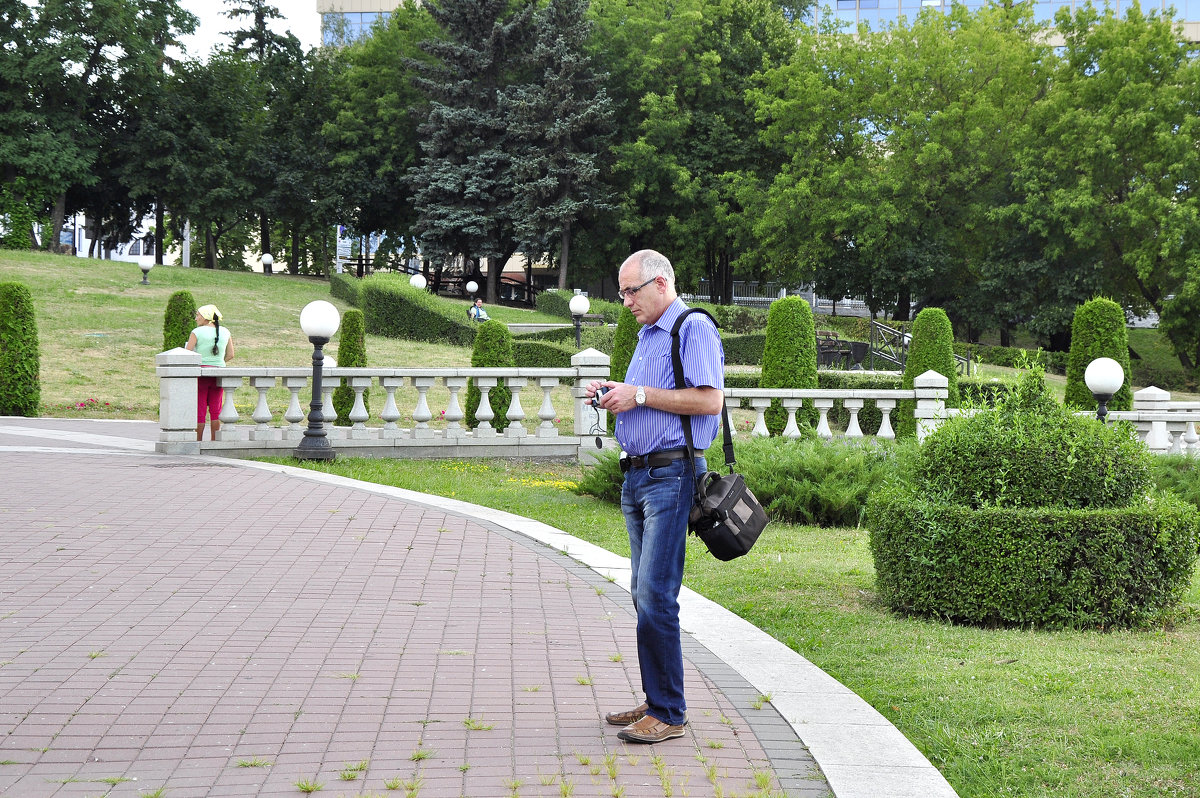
[621,447,690,471]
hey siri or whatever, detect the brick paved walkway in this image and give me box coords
[0,421,830,797]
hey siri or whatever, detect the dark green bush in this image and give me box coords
[735,437,918,527]
[867,488,1198,628]
[515,324,615,354]
[576,447,623,504]
[1131,362,1189,392]
[814,314,874,341]
[1149,455,1200,518]
[897,307,959,437]
[163,290,196,350]
[333,309,368,426]
[362,274,476,347]
[0,281,39,416]
[610,307,639,383]
[918,400,1151,511]
[330,273,362,307]
[866,368,1199,629]
[690,302,767,334]
[760,296,817,435]
[1065,297,1132,411]
[466,320,513,430]
[512,339,574,368]
[723,332,765,366]
[535,289,623,324]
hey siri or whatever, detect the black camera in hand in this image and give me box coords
[589,386,609,407]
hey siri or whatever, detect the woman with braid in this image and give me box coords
[185,304,236,441]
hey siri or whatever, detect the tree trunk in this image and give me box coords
[557,220,571,290]
[48,193,66,251]
[999,324,1010,348]
[720,247,733,305]
[154,200,164,266]
[894,287,911,322]
[260,213,270,261]
[205,224,216,269]
[290,224,301,275]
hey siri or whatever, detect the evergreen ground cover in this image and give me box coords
[7,251,1200,796]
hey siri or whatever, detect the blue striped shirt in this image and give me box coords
[616,299,725,456]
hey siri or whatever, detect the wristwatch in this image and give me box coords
[635,386,647,407]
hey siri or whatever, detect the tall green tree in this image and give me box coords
[407,0,534,303]
[590,0,800,299]
[324,1,438,265]
[1013,4,1200,367]
[505,0,613,289]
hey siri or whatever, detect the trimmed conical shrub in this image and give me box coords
[1064,297,1132,411]
[0,281,40,416]
[333,309,368,426]
[163,290,197,351]
[760,296,817,435]
[897,307,959,438]
[607,307,639,434]
[466,320,514,430]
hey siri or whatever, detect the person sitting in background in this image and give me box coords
[469,298,490,322]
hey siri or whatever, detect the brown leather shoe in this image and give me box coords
[605,702,648,726]
[617,714,687,743]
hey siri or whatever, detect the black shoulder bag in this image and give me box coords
[671,309,769,561]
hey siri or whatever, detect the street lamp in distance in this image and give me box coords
[569,293,591,349]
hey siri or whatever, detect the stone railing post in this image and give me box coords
[1134,386,1172,452]
[572,348,611,437]
[913,370,949,442]
[156,347,201,455]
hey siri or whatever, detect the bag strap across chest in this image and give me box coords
[670,308,735,473]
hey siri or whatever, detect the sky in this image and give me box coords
[175,0,323,57]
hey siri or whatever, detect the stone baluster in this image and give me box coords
[876,399,897,440]
[282,376,308,440]
[812,398,835,440]
[411,376,436,439]
[379,376,405,439]
[536,377,559,438]
[843,398,864,440]
[250,376,280,441]
[749,398,771,437]
[320,381,338,439]
[473,377,499,438]
[348,376,372,439]
[781,398,804,438]
[1183,420,1199,455]
[505,377,528,438]
[216,376,243,440]
[443,377,467,438]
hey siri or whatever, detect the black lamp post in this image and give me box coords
[569,293,590,349]
[294,300,341,461]
[1084,357,1124,422]
[139,263,152,285]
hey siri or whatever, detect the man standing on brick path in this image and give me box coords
[587,249,725,744]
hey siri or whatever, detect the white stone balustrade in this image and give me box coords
[155,347,614,461]
[156,350,1200,460]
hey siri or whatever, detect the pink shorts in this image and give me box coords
[197,370,223,424]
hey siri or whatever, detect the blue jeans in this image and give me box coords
[620,456,704,727]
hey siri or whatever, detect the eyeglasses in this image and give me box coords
[618,276,657,301]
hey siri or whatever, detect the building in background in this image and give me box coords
[317,0,393,45]
[814,0,1200,40]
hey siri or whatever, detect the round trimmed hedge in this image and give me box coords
[760,296,817,435]
[866,369,1200,629]
[163,290,196,351]
[1064,296,1132,411]
[867,488,1198,628]
[466,320,514,430]
[333,309,368,427]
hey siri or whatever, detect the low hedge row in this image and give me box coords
[514,324,616,354]
[330,272,363,307]
[866,488,1198,628]
[361,274,476,347]
[535,289,624,324]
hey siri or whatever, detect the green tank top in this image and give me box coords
[192,326,230,366]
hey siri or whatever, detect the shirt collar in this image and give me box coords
[645,298,688,336]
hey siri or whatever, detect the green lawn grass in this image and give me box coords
[6,249,1200,798]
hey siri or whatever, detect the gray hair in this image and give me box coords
[629,249,675,285]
